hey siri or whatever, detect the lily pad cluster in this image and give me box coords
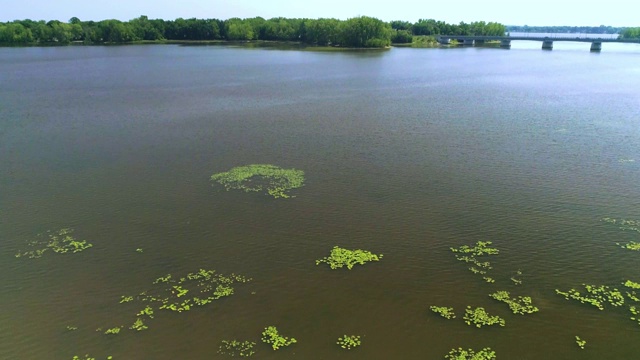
[556,283,640,327]
[602,217,640,233]
[463,307,505,328]
[211,164,305,199]
[575,336,586,349]
[618,241,640,251]
[15,228,93,258]
[316,246,383,270]
[555,284,624,310]
[450,241,498,277]
[218,340,256,357]
[602,218,640,251]
[336,335,361,350]
[71,356,112,360]
[444,347,496,360]
[489,291,539,315]
[430,306,456,319]
[104,269,250,333]
[261,326,297,350]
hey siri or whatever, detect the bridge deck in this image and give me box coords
[436,35,640,43]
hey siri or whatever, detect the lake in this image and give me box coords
[1,42,640,359]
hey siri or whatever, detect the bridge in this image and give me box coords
[435,35,640,51]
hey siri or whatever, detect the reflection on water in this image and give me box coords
[1,44,640,359]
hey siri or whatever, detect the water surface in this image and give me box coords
[1,43,640,359]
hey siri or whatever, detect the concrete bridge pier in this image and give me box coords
[542,40,553,50]
[462,39,475,46]
[590,41,602,52]
[500,39,511,49]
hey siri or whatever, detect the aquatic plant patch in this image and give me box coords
[430,306,456,319]
[489,291,539,315]
[618,241,640,251]
[624,280,640,290]
[444,347,496,360]
[261,326,297,350]
[450,241,498,277]
[15,228,92,258]
[336,335,361,350]
[555,284,624,310]
[103,269,251,333]
[71,356,112,360]
[575,336,586,349]
[602,217,640,233]
[316,246,382,269]
[211,164,305,198]
[463,307,505,328]
[218,339,256,357]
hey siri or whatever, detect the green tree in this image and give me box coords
[225,18,254,40]
[337,16,391,48]
[0,22,34,43]
[302,18,340,45]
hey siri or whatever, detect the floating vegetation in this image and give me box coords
[463,307,505,328]
[261,326,297,350]
[15,228,92,259]
[510,270,523,285]
[66,326,78,331]
[451,241,499,278]
[630,306,640,325]
[136,305,154,318]
[315,246,383,270]
[71,356,112,360]
[602,217,640,234]
[575,336,586,349]
[104,327,122,335]
[105,269,250,333]
[136,248,143,253]
[218,340,256,357]
[483,277,495,283]
[336,335,361,350]
[211,164,305,199]
[627,291,640,302]
[430,306,456,319]
[618,241,640,251]
[444,347,496,360]
[489,291,539,315]
[129,318,147,331]
[624,280,640,290]
[555,284,624,310]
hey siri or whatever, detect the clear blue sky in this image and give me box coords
[1,0,637,26]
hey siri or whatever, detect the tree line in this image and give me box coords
[0,15,509,47]
[619,27,640,39]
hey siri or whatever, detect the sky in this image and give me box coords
[1,0,637,27]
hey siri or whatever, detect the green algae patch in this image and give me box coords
[489,291,539,315]
[463,307,505,328]
[316,246,383,269]
[430,306,456,319]
[211,164,305,198]
[218,339,256,357]
[261,326,297,350]
[102,269,251,333]
[555,284,624,310]
[337,335,361,350]
[15,228,92,259]
[450,241,498,277]
[445,347,496,360]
